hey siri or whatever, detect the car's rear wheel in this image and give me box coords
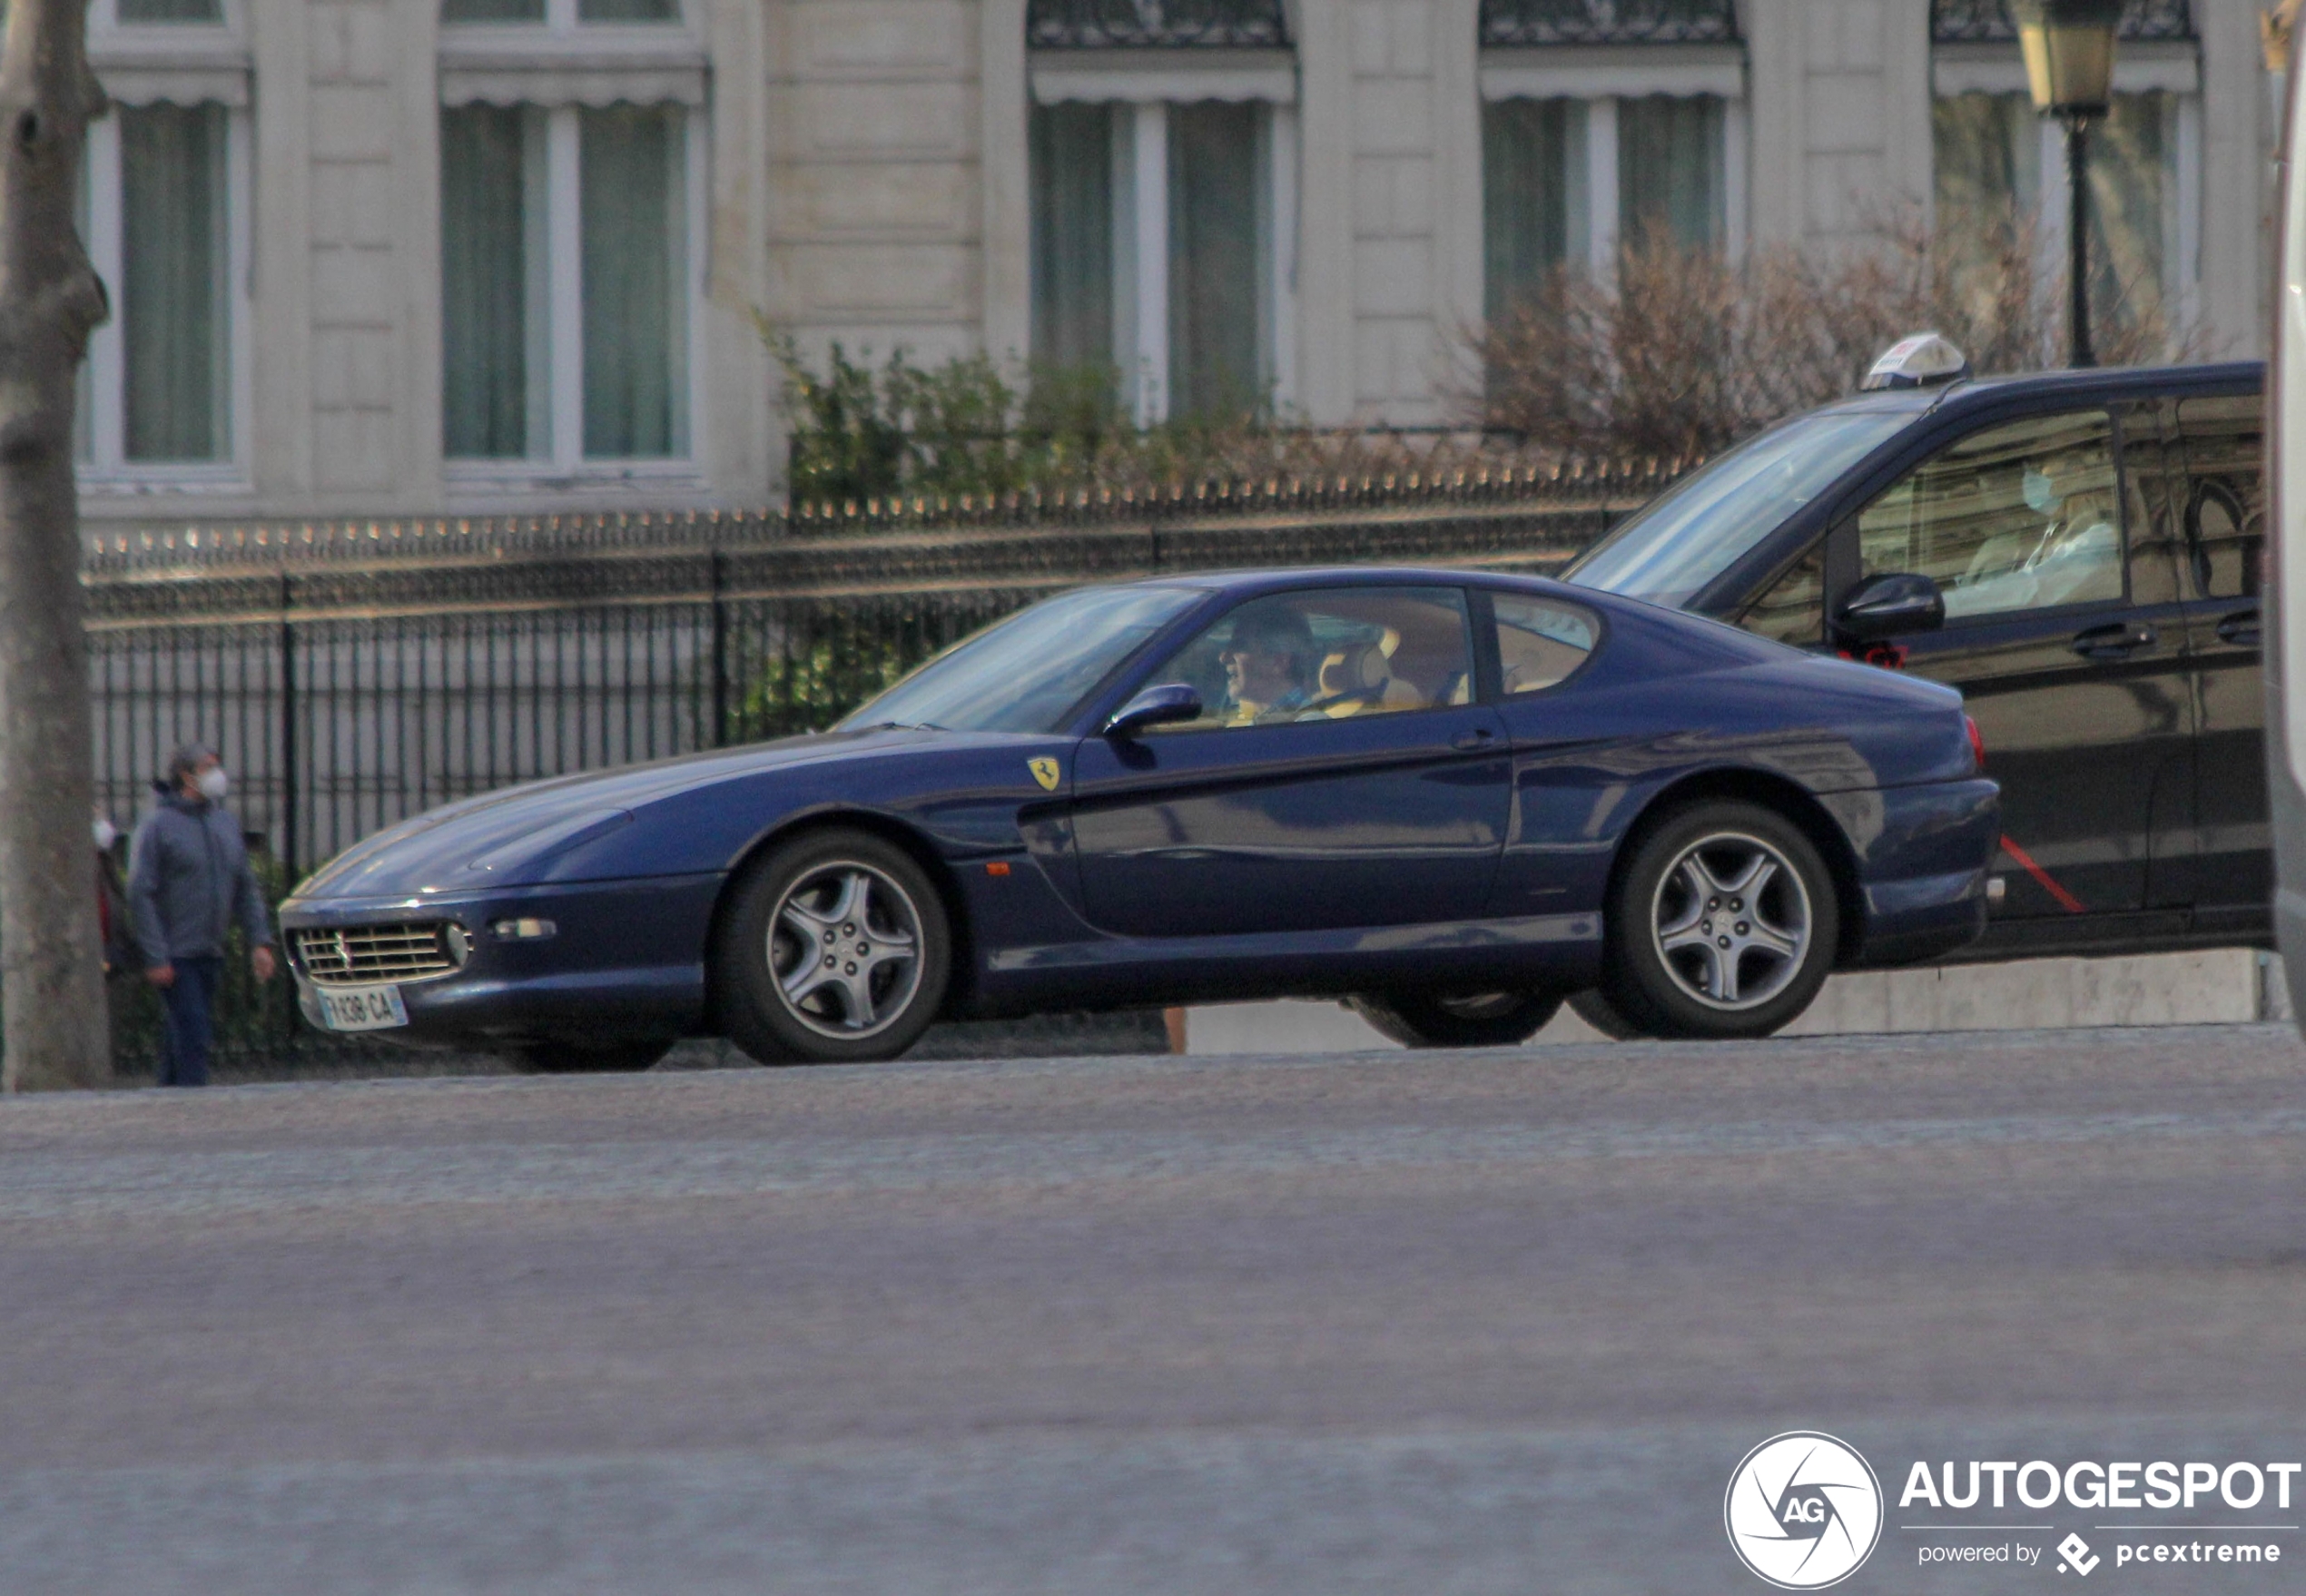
[714,828,951,1066]
[1348,990,1562,1049]
[503,1039,674,1074]
[1565,988,1646,1040]
[1599,800,1838,1041]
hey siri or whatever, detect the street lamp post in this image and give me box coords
[2012,0,2124,369]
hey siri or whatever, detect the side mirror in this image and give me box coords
[1835,572,1945,642]
[1104,683,1202,738]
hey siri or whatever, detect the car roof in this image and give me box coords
[1809,358,2262,426]
[1149,566,1585,596]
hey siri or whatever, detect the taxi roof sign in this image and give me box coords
[1859,332,1971,392]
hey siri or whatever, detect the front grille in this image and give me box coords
[294,923,461,986]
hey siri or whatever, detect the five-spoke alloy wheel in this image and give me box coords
[716,829,951,1065]
[1598,800,1838,1040]
[1650,832,1811,1010]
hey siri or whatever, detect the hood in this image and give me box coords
[292,727,935,901]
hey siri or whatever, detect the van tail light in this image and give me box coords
[1965,714,1986,772]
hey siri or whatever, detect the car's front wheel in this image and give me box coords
[714,829,951,1066]
[1598,799,1838,1041]
[1348,990,1562,1049]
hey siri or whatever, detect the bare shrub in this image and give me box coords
[767,331,1560,512]
[1468,214,2211,461]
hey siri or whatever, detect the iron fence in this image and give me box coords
[84,460,1680,1069]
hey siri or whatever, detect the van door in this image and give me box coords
[2168,392,2271,937]
[1826,406,2194,931]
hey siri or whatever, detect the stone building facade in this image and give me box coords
[81,0,2272,527]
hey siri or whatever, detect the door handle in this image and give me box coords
[1451,727,1498,752]
[2216,608,2262,648]
[2069,620,2156,661]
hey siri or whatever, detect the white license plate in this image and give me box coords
[316,983,409,1032]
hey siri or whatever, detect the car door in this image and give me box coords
[1825,404,2194,924]
[1069,585,1510,938]
[2167,390,2271,933]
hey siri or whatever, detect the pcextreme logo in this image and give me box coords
[1726,1432,1885,1589]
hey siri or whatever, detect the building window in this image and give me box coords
[78,0,249,482]
[1935,91,2186,330]
[439,103,691,463]
[118,105,232,462]
[78,103,245,474]
[1026,2,1296,423]
[1930,3,2198,336]
[439,0,700,472]
[1478,0,1743,319]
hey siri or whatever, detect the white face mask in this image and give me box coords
[195,766,229,802]
[92,818,116,851]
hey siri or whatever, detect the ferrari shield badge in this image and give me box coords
[1029,757,1061,792]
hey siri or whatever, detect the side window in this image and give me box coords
[1142,586,1474,732]
[1739,545,1825,647]
[1492,592,1598,694]
[2177,395,2263,601]
[1857,410,2125,621]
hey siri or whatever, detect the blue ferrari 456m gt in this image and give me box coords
[279,568,2000,1069]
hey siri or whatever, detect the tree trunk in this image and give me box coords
[0,0,110,1092]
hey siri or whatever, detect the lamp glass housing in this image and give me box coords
[2010,0,2123,115]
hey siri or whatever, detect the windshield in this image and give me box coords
[1567,408,1913,608]
[837,585,1205,735]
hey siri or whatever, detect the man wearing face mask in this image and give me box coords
[128,743,277,1087]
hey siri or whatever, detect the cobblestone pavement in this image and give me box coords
[2,1024,2302,1593]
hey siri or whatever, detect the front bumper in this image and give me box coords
[280,873,722,1049]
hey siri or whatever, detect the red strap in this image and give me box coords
[1998,834,2085,915]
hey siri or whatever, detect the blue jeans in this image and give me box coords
[156,954,223,1088]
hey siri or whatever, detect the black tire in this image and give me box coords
[1599,799,1839,1041]
[1566,988,1647,1040]
[714,828,951,1066]
[504,1039,674,1074]
[1347,990,1562,1049]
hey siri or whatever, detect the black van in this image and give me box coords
[1566,357,2266,962]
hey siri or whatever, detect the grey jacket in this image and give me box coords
[127,790,272,966]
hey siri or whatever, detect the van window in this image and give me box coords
[1739,545,1825,647]
[1857,410,2124,620]
[2177,395,2263,601]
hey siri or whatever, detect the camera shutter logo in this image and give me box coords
[1724,1432,1883,1589]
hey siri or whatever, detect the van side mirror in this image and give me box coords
[1835,572,1945,642]
[1104,683,1202,738]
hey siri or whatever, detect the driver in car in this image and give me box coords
[1220,607,1317,725]
[1947,453,2121,616]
